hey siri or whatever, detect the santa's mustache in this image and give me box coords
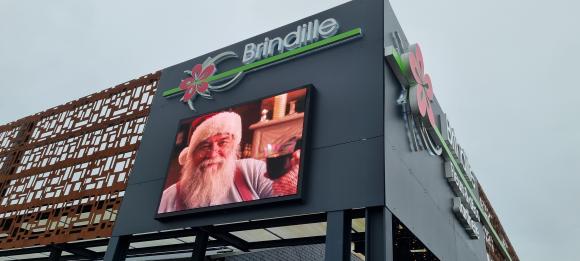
[199,157,225,169]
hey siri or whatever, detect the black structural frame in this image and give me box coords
[155,85,312,219]
[0,207,396,261]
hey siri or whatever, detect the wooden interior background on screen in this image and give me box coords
[0,72,160,249]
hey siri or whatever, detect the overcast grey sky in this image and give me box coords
[0,1,577,260]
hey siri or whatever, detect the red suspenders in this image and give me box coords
[234,167,254,201]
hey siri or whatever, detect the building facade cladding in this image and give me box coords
[0,80,521,259]
[0,2,521,261]
[0,72,160,249]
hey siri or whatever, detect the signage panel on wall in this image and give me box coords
[385,40,512,260]
[114,0,390,237]
[385,43,482,239]
[156,87,311,218]
[161,18,362,112]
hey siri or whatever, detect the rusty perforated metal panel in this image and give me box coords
[0,72,160,249]
[478,185,520,261]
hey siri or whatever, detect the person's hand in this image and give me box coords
[272,149,301,196]
[290,149,300,169]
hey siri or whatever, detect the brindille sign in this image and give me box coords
[385,43,481,239]
[163,18,358,111]
[242,18,339,64]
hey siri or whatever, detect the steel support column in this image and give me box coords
[191,230,209,261]
[103,235,130,261]
[324,210,352,261]
[365,207,393,261]
[48,247,62,261]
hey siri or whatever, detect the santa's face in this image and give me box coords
[191,133,235,172]
[179,133,237,208]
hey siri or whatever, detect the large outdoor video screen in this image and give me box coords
[156,87,310,217]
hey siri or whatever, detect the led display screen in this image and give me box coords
[157,87,310,217]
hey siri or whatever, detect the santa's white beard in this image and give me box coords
[179,152,236,208]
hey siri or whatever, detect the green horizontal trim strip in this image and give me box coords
[433,126,512,261]
[163,83,186,97]
[391,48,405,76]
[163,28,363,97]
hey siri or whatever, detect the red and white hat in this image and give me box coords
[179,111,242,165]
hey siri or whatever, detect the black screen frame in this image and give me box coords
[154,85,312,219]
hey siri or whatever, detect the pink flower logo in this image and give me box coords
[176,51,244,111]
[385,42,442,156]
[179,63,216,102]
[408,45,436,127]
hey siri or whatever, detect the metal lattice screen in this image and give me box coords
[478,185,520,261]
[0,72,160,249]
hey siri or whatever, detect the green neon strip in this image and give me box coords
[433,126,512,261]
[162,28,363,97]
[163,84,186,97]
[391,48,406,76]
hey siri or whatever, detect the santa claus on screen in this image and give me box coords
[158,111,300,213]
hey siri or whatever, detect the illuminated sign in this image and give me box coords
[242,18,340,64]
[386,44,442,156]
[385,43,483,238]
[440,113,478,189]
[385,41,512,259]
[453,197,479,238]
[163,18,360,111]
[175,51,244,110]
[446,162,480,238]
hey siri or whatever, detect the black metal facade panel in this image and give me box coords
[115,136,384,235]
[383,63,488,261]
[382,2,487,260]
[113,0,386,237]
[127,0,385,186]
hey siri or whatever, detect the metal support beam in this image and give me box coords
[365,207,393,261]
[201,226,249,252]
[212,209,364,233]
[248,232,364,250]
[0,212,366,259]
[353,240,365,255]
[50,243,99,260]
[215,213,327,232]
[103,235,131,261]
[191,230,209,261]
[48,247,62,261]
[124,240,224,258]
[0,247,51,257]
[324,210,352,261]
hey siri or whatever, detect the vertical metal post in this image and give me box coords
[365,207,393,261]
[48,247,62,261]
[324,210,352,261]
[191,230,209,261]
[103,235,130,261]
